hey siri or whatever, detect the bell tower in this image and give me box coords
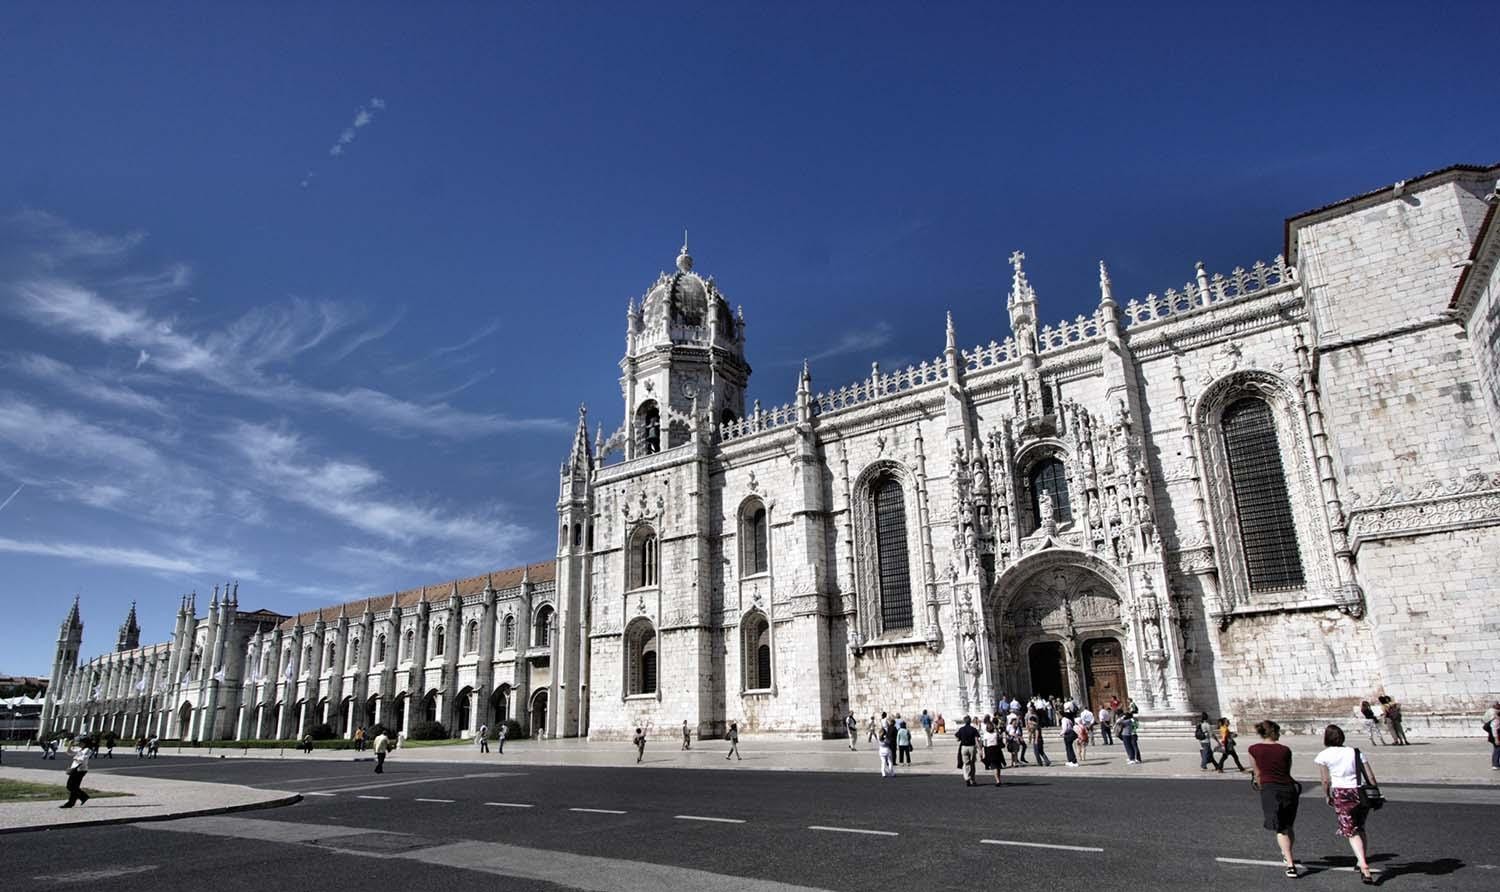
[620,237,751,458]
[116,601,141,652]
[40,596,84,733]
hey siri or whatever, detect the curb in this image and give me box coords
[0,792,303,836]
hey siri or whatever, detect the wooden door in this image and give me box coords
[1083,638,1127,711]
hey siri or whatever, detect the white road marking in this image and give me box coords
[675,815,746,824]
[304,792,336,797]
[808,825,898,836]
[1214,857,1360,873]
[485,802,534,808]
[982,839,1103,853]
[306,772,520,796]
[415,798,455,803]
[356,795,390,800]
[32,865,160,882]
[569,807,627,814]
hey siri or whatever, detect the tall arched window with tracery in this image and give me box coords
[1027,457,1072,532]
[630,528,659,588]
[625,621,658,696]
[348,637,360,668]
[873,475,914,633]
[741,501,768,576]
[375,634,387,664]
[1221,397,1304,590]
[434,626,445,657]
[534,605,554,648]
[465,620,479,654]
[401,629,413,661]
[502,614,516,649]
[743,613,771,691]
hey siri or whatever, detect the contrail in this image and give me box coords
[0,483,24,515]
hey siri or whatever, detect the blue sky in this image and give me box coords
[2,2,1495,676]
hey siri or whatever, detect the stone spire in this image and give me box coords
[115,601,140,652]
[568,405,592,475]
[64,594,82,633]
[676,229,692,272]
[1007,250,1039,356]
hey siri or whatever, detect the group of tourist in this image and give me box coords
[1354,695,1410,746]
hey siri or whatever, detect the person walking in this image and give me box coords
[354,726,367,753]
[935,713,946,735]
[682,719,692,751]
[1060,710,1079,766]
[1026,710,1051,766]
[496,721,507,754]
[477,723,490,753]
[372,729,390,773]
[1075,718,1091,764]
[877,719,895,777]
[135,737,146,758]
[147,734,159,758]
[1314,724,1379,884]
[1098,704,1114,745]
[896,720,912,765]
[633,727,646,763]
[1117,711,1141,764]
[981,720,1004,786]
[1003,715,1022,767]
[921,710,934,748]
[726,722,742,761]
[1249,719,1301,878]
[1485,701,1500,770]
[103,736,114,759]
[1356,701,1387,745]
[954,715,980,786]
[1196,711,1215,770]
[866,715,878,743]
[59,736,94,808]
[844,712,858,750]
[1214,718,1247,772]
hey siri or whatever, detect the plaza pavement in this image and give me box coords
[0,765,299,834]
[94,729,1499,787]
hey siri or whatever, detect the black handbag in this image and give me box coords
[1353,748,1385,810]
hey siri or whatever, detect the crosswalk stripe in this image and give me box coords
[808,825,897,836]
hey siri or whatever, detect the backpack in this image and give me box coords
[1194,723,1207,741]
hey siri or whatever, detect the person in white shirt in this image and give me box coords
[1313,724,1378,884]
[372,730,391,773]
[60,736,94,808]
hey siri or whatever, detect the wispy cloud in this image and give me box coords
[7,352,169,414]
[385,318,500,374]
[226,421,526,551]
[9,277,564,437]
[326,309,404,363]
[0,535,254,578]
[7,210,145,267]
[300,97,387,186]
[0,483,23,515]
[796,321,894,363]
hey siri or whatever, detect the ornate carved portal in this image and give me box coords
[992,562,1125,707]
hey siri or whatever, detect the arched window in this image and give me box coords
[326,642,336,672]
[1028,458,1072,531]
[303,646,312,675]
[631,529,659,588]
[534,605,554,648]
[434,626,445,657]
[1221,397,1304,590]
[741,501,768,576]
[465,620,479,654]
[348,637,360,668]
[636,400,661,454]
[375,634,387,664]
[402,629,413,661]
[626,622,657,696]
[503,614,516,649]
[743,613,771,691]
[572,523,582,547]
[873,476,914,633]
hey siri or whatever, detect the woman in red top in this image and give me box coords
[1248,719,1301,878]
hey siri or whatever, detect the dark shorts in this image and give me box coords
[1259,781,1301,833]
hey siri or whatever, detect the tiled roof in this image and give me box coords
[276,561,554,631]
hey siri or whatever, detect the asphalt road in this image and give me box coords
[10,755,1497,891]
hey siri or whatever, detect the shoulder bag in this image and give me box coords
[1353,748,1385,810]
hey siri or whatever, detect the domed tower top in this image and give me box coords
[620,236,753,458]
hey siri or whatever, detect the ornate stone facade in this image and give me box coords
[42,163,1500,741]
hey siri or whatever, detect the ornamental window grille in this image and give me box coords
[873,476,914,633]
[742,503,768,575]
[503,615,516,649]
[627,623,658,695]
[1220,397,1305,590]
[1027,458,1072,532]
[534,605,554,648]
